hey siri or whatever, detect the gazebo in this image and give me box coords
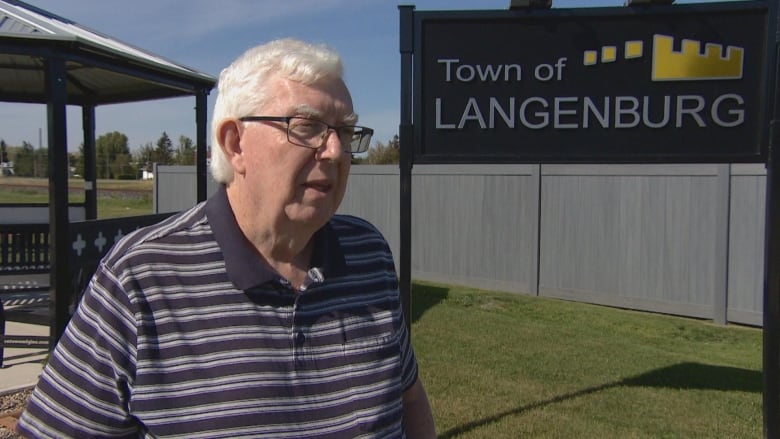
[0,0,216,340]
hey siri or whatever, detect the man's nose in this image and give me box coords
[316,129,348,160]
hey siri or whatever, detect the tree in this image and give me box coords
[175,135,196,165]
[13,141,37,177]
[388,134,400,150]
[154,132,174,165]
[136,142,155,175]
[68,152,80,177]
[96,131,130,179]
[365,139,400,164]
[75,145,84,178]
[111,153,135,179]
[352,135,401,165]
[0,139,8,163]
[34,146,47,177]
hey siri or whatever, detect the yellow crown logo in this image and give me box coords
[582,34,744,82]
[651,34,743,81]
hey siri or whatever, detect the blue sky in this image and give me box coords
[0,0,741,153]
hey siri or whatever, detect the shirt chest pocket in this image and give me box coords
[340,310,400,358]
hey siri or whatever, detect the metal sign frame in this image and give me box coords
[399,1,779,436]
[411,1,772,164]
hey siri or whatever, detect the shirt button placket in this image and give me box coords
[292,294,306,368]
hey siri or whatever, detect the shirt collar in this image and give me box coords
[205,185,347,290]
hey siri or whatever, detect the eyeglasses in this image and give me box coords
[239,116,373,154]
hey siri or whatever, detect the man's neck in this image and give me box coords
[227,187,317,289]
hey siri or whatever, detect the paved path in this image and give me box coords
[0,305,48,396]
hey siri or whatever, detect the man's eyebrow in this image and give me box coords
[289,104,322,118]
[342,113,359,125]
[289,105,359,125]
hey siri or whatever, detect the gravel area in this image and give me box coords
[0,425,20,439]
[0,388,32,439]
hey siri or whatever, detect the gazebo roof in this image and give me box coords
[0,0,215,105]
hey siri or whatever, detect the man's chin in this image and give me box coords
[286,204,336,228]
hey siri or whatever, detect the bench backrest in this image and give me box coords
[0,223,50,274]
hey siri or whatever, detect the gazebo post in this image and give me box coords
[45,56,71,345]
[82,104,97,220]
[196,89,208,202]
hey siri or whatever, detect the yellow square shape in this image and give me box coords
[601,46,617,63]
[584,50,598,66]
[625,41,643,59]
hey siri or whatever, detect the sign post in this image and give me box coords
[764,1,780,433]
[399,5,414,329]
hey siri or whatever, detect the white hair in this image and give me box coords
[209,38,344,183]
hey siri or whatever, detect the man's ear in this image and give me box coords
[216,119,246,174]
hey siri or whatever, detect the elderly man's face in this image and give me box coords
[238,75,354,230]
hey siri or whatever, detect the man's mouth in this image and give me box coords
[303,180,332,193]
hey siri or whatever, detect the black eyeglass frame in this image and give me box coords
[239,116,373,154]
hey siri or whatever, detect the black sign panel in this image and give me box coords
[413,2,771,163]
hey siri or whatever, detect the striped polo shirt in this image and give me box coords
[18,186,418,438]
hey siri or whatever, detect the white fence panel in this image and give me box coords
[728,164,766,326]
[538,165,730,322]
[155,163,765,326]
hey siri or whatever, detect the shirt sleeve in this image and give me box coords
[16,262,139,438]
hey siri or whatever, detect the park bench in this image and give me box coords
[0,223,51,366]
[0,213,176,367]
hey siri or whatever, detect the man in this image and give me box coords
[18,38,435,438]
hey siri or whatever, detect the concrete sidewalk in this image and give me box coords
[0,306,48,396]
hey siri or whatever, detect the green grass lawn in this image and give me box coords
[0,177,153,218]
[411,281,761,438]
[93,192,152,218]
